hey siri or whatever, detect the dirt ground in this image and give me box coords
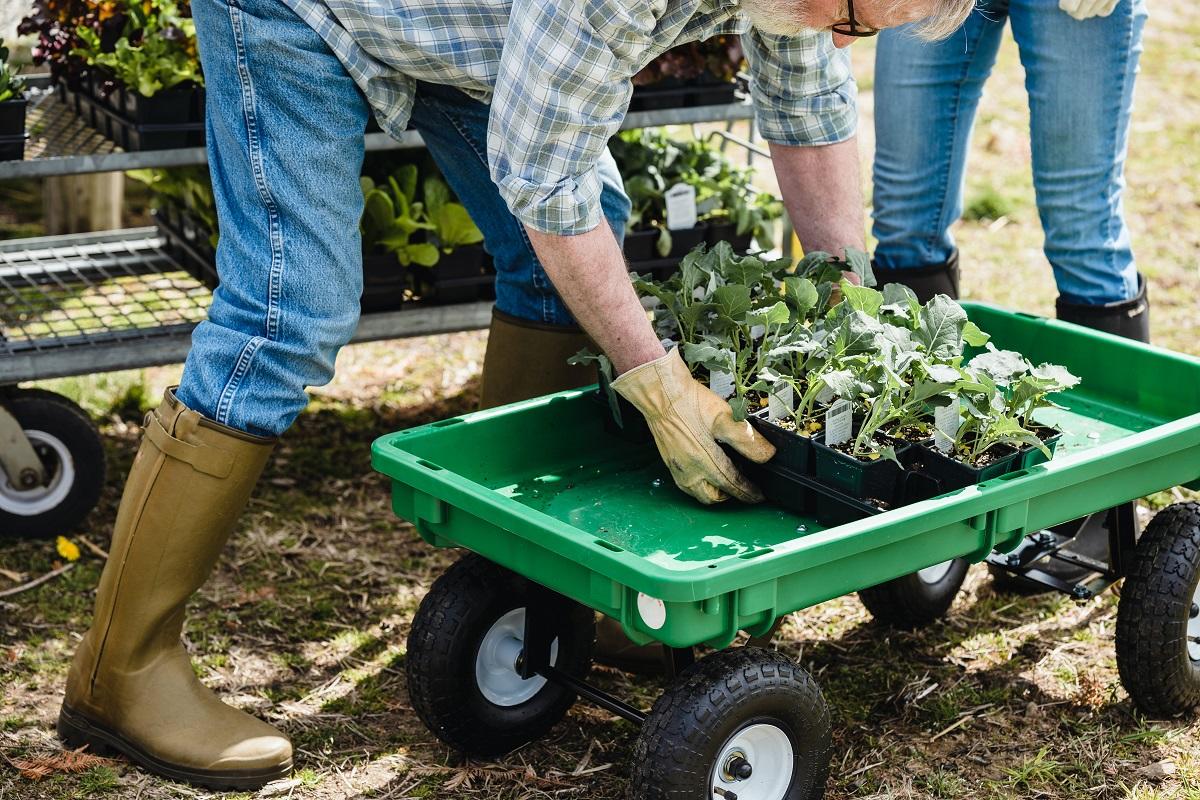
[3,2,1200,798]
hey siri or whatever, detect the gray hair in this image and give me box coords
[896,0,978,41]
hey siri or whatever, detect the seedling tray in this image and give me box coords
[372,303,1200,650]
[57,78,203,151]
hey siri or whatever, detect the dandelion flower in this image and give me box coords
[56,536,81,562]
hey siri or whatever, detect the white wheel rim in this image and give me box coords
[710,723,794,800]
[475,608,559,707]
[918,560,955,585]
[0,430,75,516]
[1188,582,1200,662]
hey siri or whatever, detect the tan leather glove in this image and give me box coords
[611,349,776,504]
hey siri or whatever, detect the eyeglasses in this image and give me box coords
[830,0,879,37]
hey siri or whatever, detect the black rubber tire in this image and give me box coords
[0,389,106,539]
[1116,502,1200,717]
[857,558,969,629]
[405,553,595,757]
[630,647,832,800]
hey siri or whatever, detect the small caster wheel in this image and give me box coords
[0,389,105,539]
[1116,502,1200,717]
[857,558,968,629]
[406,553,594,756]
[630,647,831,800]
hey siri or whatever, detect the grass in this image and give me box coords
[3,2,1200,798]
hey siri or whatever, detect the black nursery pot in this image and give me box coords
[705,220,754,253]
[623,227,659,263]
[361,246,407,313]
[123,82,196,126]
[910,442,1020,494]
[811,435,907,506]
[687,81,739,107]
[1019,426,1064,469]
[667,222,707,258]
[747,410,813,478]
[0,98,27,161]
[426,244,492,304]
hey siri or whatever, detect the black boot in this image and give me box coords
[871,249,960,302]
[1055,273,1150,343]
[994,274,1150,594]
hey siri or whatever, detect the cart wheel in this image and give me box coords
[630,647,831,800]
[1116,502,1200,717]
[405,553,595,756]
[856,558,968,629]
[0,390,105,539]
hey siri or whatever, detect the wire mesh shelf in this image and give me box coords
[0,228,493,384]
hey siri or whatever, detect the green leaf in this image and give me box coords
[423,177,450,218]
[962,320,991,347]
[728,395,750,422]
[748,301,790,330]
[880,282,920,322]
[713,285,752,323]
[843,247,877,287]
[1031,363,1080,391]
[916,295,969,359]
[839,281,884,317]
[968,344,1030,386]
[781,276,818,319]
[656,227,672,258]
[395,165,419,204]
[433,203,484,251]
[406,242,441,267]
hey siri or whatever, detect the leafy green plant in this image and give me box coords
[609,243,1080,467]
[0,40,26,103]
[360,167,438,268]
[422,176,484,253]
[73,0,202,97]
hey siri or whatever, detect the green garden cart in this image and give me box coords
[372,302,1200,800]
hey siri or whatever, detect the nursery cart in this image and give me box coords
[373,303,1200,800]
[0,74,753,538]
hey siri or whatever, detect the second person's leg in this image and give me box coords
[871,5,1008,300]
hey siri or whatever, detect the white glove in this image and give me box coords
[1058,0,1120,20]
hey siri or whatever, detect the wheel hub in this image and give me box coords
[0,430,73,516]
[475,608,559,707]
[710,723,793,800]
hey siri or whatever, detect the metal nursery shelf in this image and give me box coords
[0,76,755,180]
[0,76,754,385]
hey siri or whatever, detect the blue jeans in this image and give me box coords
[179,0,629,437]
[871,0,1146,305]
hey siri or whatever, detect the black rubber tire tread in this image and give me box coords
[1,389,106,539]
[1116,502,1200,717]
[857,558,969,629]
[406,553,595,756]
[629,647,832,800]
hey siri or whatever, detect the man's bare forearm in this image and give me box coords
[770,137,866,256]
[526,225,665,374]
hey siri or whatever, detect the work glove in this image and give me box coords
[611,349,776,505]
[1058,0,1119,20]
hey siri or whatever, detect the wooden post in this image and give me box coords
[42,173,125,234]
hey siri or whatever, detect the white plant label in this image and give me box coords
[750,324,766,340]
[709,370,735,400]
[825,398,853,446]
[637,593,667,630]
[815,384,835,406]
[665,183,697,231]
[933,400,960,453]
[767,383,794,422]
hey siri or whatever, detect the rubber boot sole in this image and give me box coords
[58,703,293,791]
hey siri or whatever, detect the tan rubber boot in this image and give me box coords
[478,309,597,409]
[58,389,292,791]
[479,309,664,673]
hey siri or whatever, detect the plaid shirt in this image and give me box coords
[283,0,857,234]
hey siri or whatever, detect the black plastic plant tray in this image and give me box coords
[153,206,219,290]
[0,134,25,162]
[58,78,203,151]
